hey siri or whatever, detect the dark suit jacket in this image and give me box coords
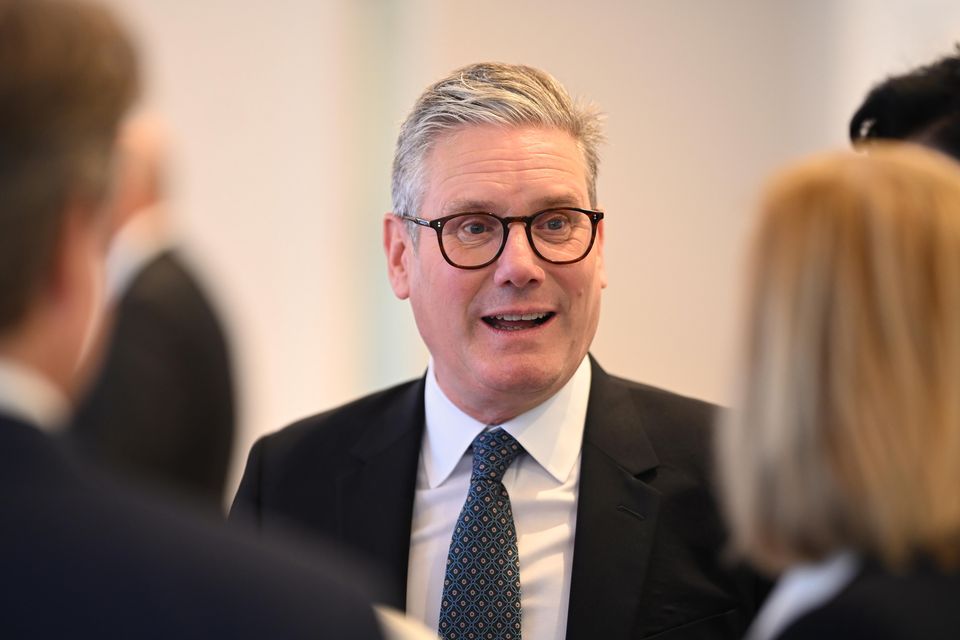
[0,413,382,639]
[231,358,763,639]
[776,561,960,639]
[71,250,234,507]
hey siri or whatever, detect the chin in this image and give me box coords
[475,354,567,396]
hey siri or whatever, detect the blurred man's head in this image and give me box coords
[384,63,607,424]
[850,46,960,160]
[111,112,170,233]
[0,0,139,394]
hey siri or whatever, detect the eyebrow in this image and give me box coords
[441,199,497,215]
[441,193,585,216]
[533,194,585,210]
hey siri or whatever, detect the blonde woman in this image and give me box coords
[720,144,960,640]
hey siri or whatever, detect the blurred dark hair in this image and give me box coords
[849,45,960,160]
[0,0,139,331]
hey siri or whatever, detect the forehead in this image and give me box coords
[421,124,589,213]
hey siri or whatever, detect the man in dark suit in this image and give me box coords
[232,62,761,639]
[70,115,235,509]
[0,1,384,637]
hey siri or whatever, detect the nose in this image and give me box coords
[493,222,544,287]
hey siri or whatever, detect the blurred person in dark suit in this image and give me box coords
[0,0,387,637]
[719,145,960,640]
[70,113,235,509]
[850,46,960,159]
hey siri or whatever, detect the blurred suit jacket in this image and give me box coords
[776,561,960,639]
[0,412,383,639]
[71,250,234,507]
[232,357,765,639]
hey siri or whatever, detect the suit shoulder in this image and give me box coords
[613,375,717,411]
[611,374,718,433]
[257,378,423,456]
[122,253,224,329]
[592,372,721,478]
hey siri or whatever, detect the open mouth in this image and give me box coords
[481,312,555,331]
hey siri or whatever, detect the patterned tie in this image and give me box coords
[438,429,524,640]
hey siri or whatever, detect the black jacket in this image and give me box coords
[232,358,764,639]
[1,413,382,639]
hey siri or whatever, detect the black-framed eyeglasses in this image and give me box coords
[401,207,604,270]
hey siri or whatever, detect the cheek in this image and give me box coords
[561,268,596,302]
[564,272,604,329]
[411,269,484,333]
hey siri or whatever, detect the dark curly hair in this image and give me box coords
[849,45,960,160]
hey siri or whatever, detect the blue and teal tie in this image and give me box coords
[438,429,524,640]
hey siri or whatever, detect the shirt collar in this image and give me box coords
[745,551,859,640]
[0,357,70,433]
[422,356,591,488]
[106,203,175,301]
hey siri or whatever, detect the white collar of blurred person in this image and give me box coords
[0,357,70,433]
[421,354,590,489]
[106,202,175,301]
[745,551,859,640]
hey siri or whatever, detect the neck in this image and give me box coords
[458,395,548,426]
[433,369,570,425]
[0,321,75,403]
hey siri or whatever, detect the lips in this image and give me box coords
[481,311,555,331]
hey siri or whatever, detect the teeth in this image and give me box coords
[495,312,548,321]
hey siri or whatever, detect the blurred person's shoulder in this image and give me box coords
[2,416,383,639]
[777,561,960,640]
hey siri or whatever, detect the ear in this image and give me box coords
[596,215,608,289]
[384,213,412,299]
[37,202,109,395]
[48,204,95,307]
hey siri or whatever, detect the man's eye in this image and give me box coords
[536,213,573,233]
[454,216,495,236]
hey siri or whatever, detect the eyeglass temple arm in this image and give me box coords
[399,214,437,229]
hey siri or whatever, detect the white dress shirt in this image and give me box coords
[376,605,441,640]
[406,356,591,640]
[745,551,859,640]
[0,357,70,432]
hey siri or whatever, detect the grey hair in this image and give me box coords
[391,62,604,239]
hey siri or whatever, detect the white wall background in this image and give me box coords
[104,0,960,501]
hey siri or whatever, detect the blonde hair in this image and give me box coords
[720,143,960,574]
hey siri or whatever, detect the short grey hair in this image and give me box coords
[391,62,603,232]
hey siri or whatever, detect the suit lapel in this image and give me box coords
[335,377,426,609]
[327,364,663,626]
[566,359,661,640]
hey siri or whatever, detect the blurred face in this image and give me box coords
[384,125,606,423]
[23,197,113,400]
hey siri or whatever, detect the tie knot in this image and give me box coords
[471,429,523,483]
